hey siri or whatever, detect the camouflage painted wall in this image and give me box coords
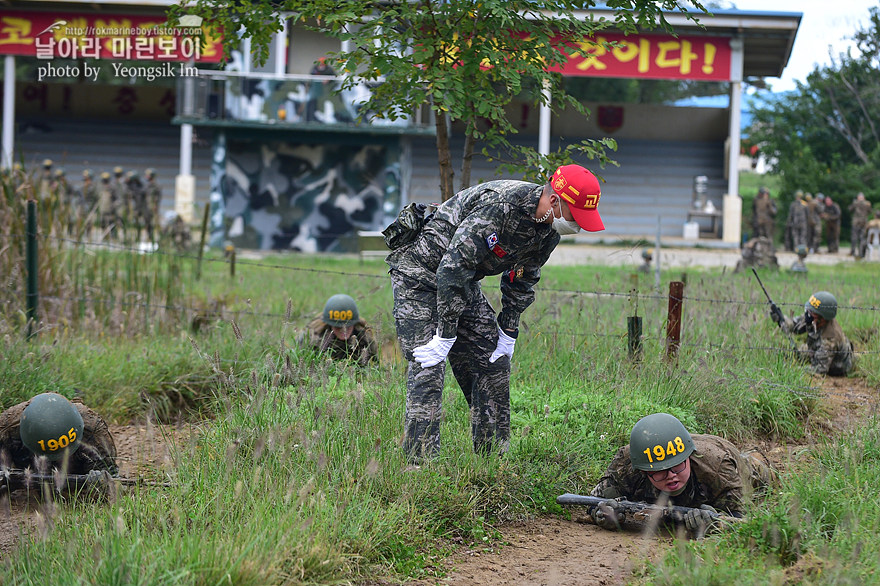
[220,137,401,251]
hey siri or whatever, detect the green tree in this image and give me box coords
[173,0,705,200]
[746,6,880,236]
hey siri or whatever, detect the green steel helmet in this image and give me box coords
[796,244,808,258]
[54,168,65,178]
[42,158,53,168]
[144,168,155,178]
[322,294,359,327]
[113,166,124,176]
[19,393,84,461]
[805,291,837,320]
[82,169,93,179]
[629,413,695,472]
[641,248,653,260]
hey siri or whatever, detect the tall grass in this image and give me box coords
[1,191,879,583]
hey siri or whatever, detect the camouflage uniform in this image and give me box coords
[127,175,153,240]
[805,195,821,252]
[145,171,162,225]
[97,175,118,238]
[303,315,378,366]
[782,314,854,376]
[165,214,192,253]
[0,399,118,475]
[752,191,777,240]
[848,195,872,258]
[386,180,560,460]
[863,212,880,258]
[821,198,842,253]
[785,193,808,250]
[590,435,758,516]
[734,236,777,272]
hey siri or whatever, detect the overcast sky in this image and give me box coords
[731,0,875,91]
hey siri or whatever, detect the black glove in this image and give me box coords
[591,499,621,530]
[769,304,784,326]
[684,504,717,537]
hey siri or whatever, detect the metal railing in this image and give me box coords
[175,70,433,132]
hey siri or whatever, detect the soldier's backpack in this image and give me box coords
[382,202,438,250]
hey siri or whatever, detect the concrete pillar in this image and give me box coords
[723,38,744,245]
[539,80,551,156]
[2,56,15,170]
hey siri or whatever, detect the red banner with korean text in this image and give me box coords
[0,11,223,63]
[555,33,730,81]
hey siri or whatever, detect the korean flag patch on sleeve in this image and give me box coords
[485,232,507,258]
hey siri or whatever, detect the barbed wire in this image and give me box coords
[7,233,880,313]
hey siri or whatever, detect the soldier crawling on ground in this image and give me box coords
[298,294,378,367]
[588,413,773,539]
[0,393,118,498]
[734,236,778,273]
[770,290,854,376]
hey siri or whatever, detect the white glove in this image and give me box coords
[412,334,457,368]
[489,328,516,363]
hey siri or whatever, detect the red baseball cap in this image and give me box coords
[551,165,604,232]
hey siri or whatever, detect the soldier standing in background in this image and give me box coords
[785,190,808,250]
[126,172,153,241]
[144,169,162,225]
[38,159,54,200]
[53,168,79,234]
[820,194,842,253]
[112,166,127,235]
[385,164,605,463]
[862,209,880,258]
[804,193,822,254]
[848,193,872,258]
[752,187,777,241]
[98,172,118,240]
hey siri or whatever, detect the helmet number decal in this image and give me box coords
[808,295,821,309]
[643,436,686,463]
[328,310,353,321]
[36,426,78,454]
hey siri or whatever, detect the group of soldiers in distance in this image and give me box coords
[752,186,879,259]
[4,159,192,252]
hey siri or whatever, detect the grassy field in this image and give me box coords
[2,177,880,584]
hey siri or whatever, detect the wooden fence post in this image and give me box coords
[666,280,684,359]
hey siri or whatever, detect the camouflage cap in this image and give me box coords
[144,168,155,177]
[83,169,93,179]
[54,168,65,177]
[100,172,111,181]
[42,158,53,168]
[113,166,124,175]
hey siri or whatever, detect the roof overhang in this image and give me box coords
[574,7,801,79]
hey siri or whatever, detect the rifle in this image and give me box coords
[556,493,742,529]
[1,469,171,492]
[751,268,797,351]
